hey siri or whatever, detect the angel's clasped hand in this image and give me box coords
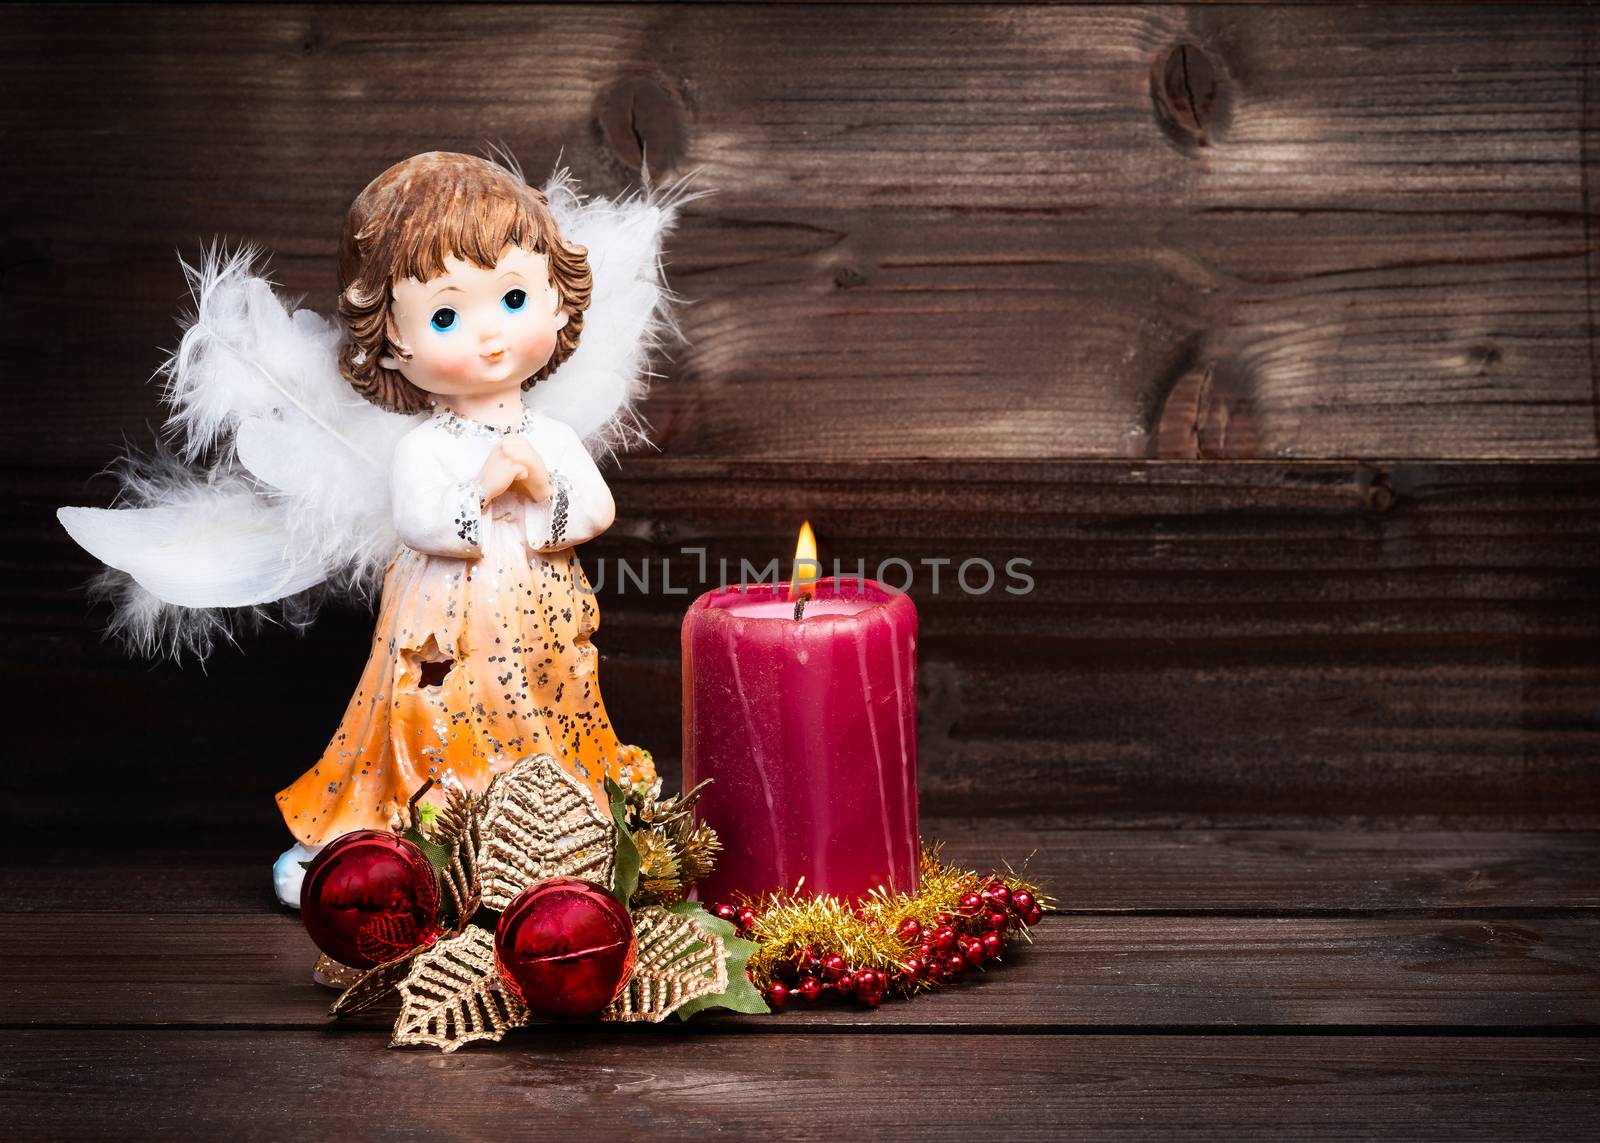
[476,439,552,503]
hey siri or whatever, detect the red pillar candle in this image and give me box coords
[682,576,919,903]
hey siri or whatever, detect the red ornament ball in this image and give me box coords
[766,981,791,1010]
[985,882,1012,909]
[796,974,824,1003]
[853,968,887,1007]
[985,910,1010,932]
[1010,890,1035,916]
[897,917,923,944]
[300,830,442,969]
[958,892,984,917]
[822,954,850,983]
[981,931,1004,960]
[932,925,958,952]
[736,906,758,935]
[960,936,986,966]
[494,877,636,1020]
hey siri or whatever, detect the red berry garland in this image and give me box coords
[714,855,1051,1010]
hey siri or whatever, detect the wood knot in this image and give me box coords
[833,266,867,290]
[1151,43,1224,148]
[1362,475,1396,515]
[1467,342,1503,371]
[1151,363,1256,459]
[595,76,688,175]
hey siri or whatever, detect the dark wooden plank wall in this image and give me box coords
[5,4,1597,462]
[4,4,1599,837]
[14,460,1600,831]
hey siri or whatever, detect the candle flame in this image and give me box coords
[789,520,819,601]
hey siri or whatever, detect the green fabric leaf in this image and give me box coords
[666,902,770,1018]
[606,776,641,908]
[399,824,452,873]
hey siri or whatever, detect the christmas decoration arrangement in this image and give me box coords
[52,149,1056,1052]
[303,754,762,1050]
[300,752,1052,1050]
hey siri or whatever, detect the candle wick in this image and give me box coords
[793,596,807,621]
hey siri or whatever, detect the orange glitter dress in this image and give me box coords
[277,405,653,847]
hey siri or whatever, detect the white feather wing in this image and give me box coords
[58,170,684,660]
[532,172,686,456]
[57,249,414,658]
[58,480,324,608]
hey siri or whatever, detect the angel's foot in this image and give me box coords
[273,841,321,909]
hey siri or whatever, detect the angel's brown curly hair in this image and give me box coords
[336,151,592,414]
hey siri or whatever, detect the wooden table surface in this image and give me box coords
[5,821,1596,1140]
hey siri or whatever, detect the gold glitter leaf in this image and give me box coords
[475,753,617,911]
[328,946,426,1018]
[605,907,728,1023]
[390,926,527,1052]
[312,953,364,990]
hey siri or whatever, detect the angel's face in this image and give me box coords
[380,244,568,397]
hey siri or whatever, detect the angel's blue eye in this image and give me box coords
[430,308,457,332]
[501,289,527,313]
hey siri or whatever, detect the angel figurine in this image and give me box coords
[57,152,681,905]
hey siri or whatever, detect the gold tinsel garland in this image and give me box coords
[733,844,1054,1000]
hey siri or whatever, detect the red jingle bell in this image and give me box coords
[300,830,442,969]
[494,878,636,1020]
